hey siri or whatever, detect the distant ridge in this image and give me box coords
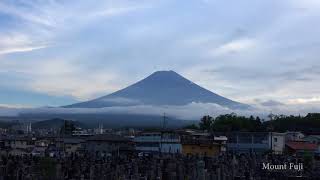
[31,118,84,129]
[64,70,250,109]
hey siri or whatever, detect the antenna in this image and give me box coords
[28,122,32,134]
[99,123,103,134]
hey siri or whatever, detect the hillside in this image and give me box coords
[65,71,249,109]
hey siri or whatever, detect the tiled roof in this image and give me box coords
[286,141,317,151]
[305,135,320,140]
[87,134,131,142]
[63,138,85,144]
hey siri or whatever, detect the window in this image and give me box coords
[274,137,277,142]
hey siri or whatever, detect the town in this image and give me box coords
[1,114,320,179]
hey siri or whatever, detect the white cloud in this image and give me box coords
[90,5,147,18]
[0,45,47,55]
[25,59,122,100]
[2,103,241,119]
[290,0,320,11]
[0,33,48,55]
[287,97,320,104]
[0,56,124,100]
[0,0,152,56]
[210,38,256,56]
[0,104,32,109]
[0,1,58,27]
[0,0,155,100]
[2,101,319,120]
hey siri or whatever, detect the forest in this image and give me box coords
[186,113,320,133]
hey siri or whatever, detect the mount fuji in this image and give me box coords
[64,70,249,109]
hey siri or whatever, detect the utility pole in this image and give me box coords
[63,120,66,156]
[162,113,167,130]
[160,113,167,154]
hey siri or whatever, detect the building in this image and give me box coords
[285,131,305,142]
[303,135,320,154]
[8,148,30,156]
[134,131,181,153]
[31,146,46,157]
[181,132,227,157]
[46,144,61,157]
[303,135,320,144]
[285,141,317,155]
[219,132,285,154]
[2,136,36,150]
[35,138,52,147]
[85,134,133,156]
[63,138,85,155]
[271,132,286,154]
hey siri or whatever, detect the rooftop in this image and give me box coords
[286,141,317,151]
[87,134,131,142]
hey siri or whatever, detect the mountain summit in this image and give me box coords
[64,70,249,109]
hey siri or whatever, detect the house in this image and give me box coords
[181,132,227,157]
[8,148,30,156]
[214,136,228,152]
[35,138,51,147]
[134,132,161,152]
[303,135,320,144]
[285,141,317,155]
[271,132,286,154]
[31,137,56,156]
[285,131,305,142]
[85,134,133,156]
[217,132,285,154]
[46,144,61,157]
[134,131,181,153]
[0,136,55,156]
[2,136,35,151]
[63,138,85,155]
[31,146,46,157]
[303,135,320,154]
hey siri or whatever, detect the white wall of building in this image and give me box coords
[134,132,182,153]
[270,133,285,154]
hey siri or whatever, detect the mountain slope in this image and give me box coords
[64,70,249,109]
[31,118,86,129]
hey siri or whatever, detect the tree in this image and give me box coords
[268,113,275,121]
[183,124,199,130]
[195,113,320,133]
[256,116,261,123]
[199,115,213,131]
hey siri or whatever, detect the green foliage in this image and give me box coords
[195,113,320,132]
[263,113,320,132]
[213,113,262,132]
[199,115,213,131]
[33,118,86,130]
[183,124,199,130]
[303,152,314,169]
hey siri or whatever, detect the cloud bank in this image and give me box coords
[1,102,319,121]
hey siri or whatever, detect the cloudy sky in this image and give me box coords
[0,0,320,111]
